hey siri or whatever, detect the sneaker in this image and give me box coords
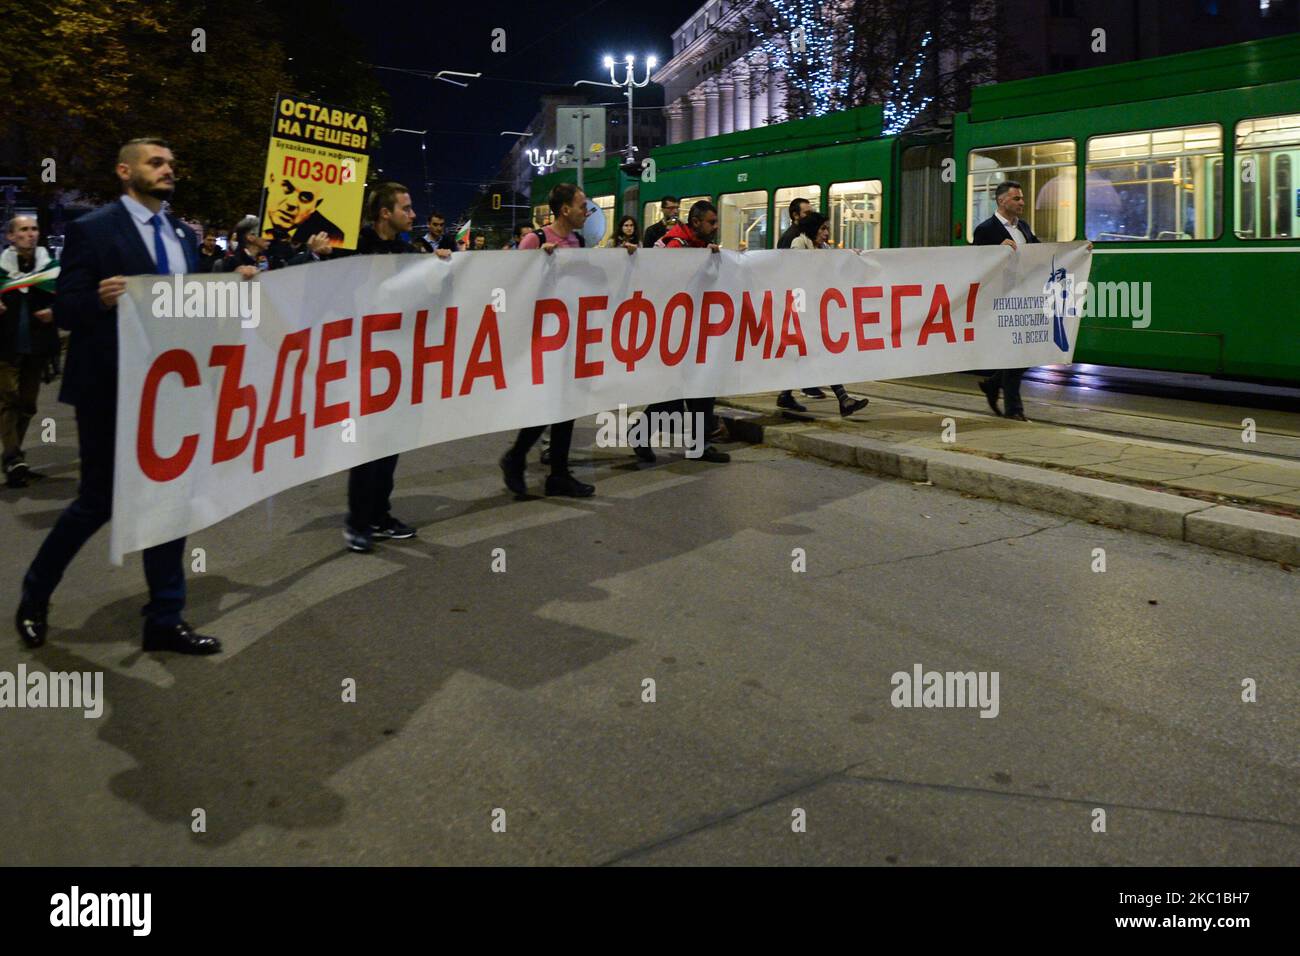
[801,387,828,399]
[343,526,374,553]
[371,515,416,540]
[632,444,657,463]
[545,472,595,497]
[776,392,807,413]
[699,445,731,463]
[500,450,527,496]
[4,459,30,489]
[15,599,49,648]
[839,397,869,418]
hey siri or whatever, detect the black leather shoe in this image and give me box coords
[699,445,731,463]
[801,387,827,398]
[1006,412,1030,422]
[632,444,657,463]
[500,450,527,496]
[15,600,48,649]
[978,378,1002,416]
[776,391,807,412]
[142,620,222,655]
[545,472,595,497]
[839,397,869,418]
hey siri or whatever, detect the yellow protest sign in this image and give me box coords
[259,94,372,251]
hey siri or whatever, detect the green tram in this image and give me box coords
[533,34,1300,384]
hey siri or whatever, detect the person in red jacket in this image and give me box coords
[631,200,730,464]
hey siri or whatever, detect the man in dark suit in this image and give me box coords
[15,138,220,654]
[972,180,1038,422]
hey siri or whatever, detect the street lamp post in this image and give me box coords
[500,130,543,236]
[577,54,656,163]
[390,128,431,208]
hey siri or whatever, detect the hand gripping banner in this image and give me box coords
[112,243,1091,560]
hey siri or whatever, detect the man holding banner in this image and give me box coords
[342,182,423,553]
[0,214,59,488]
[14,138,220,655]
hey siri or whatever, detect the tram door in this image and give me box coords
[898,143,952,247]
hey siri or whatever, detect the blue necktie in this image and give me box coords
[149,214,172,275]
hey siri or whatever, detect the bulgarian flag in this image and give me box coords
[455,220,471,247]
[0,260,59,294]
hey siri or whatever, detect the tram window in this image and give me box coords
[775,185,822,239]
[967,140,1076,242]
[719,189,769,250]
[677,195,712,222]
[1234,114,1300,239]
[643,201,659,232]
[590,194,616,246]
[828,180,883,250]
[532,203,550,228]
[1086,124,1222,241]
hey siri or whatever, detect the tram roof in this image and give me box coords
[969,33,1300,123]
[650,104,885,168]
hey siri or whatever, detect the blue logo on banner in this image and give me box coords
[1043,257,1074,353]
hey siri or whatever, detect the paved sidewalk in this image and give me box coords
[723,383,1300,515]
[716,382,1300,565]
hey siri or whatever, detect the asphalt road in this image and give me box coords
[1,395,1296,865]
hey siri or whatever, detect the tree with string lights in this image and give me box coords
[738,0,1007,130]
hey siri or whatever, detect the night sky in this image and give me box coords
[338,0,704,220]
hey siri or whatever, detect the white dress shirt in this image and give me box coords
[120,193,190,274]
[995,211,1029,247]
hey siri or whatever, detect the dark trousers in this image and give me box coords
[512,420,573,475]
[347,454,399,530]
[23,399,186,625]
[987,368,1027,416]
[640,398,714,443]
[0,354,45,463]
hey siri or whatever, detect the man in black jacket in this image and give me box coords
[307,182,439,553]
[15,138,218,654]
[972,180,1038,421]
[776,196,813,249]
[640,195,679,249]
[411,210,457,254]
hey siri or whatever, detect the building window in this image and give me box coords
[719,189,769,250]
[828,180,884,250]
[967,139,1077,241]
[1086,124,1222,241]
[1234,114,1300,238]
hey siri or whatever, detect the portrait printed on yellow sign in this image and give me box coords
[260,95,372,251]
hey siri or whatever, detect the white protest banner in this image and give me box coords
[112,243,1090,560]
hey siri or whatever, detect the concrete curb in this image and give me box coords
[717,408,1300,565]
